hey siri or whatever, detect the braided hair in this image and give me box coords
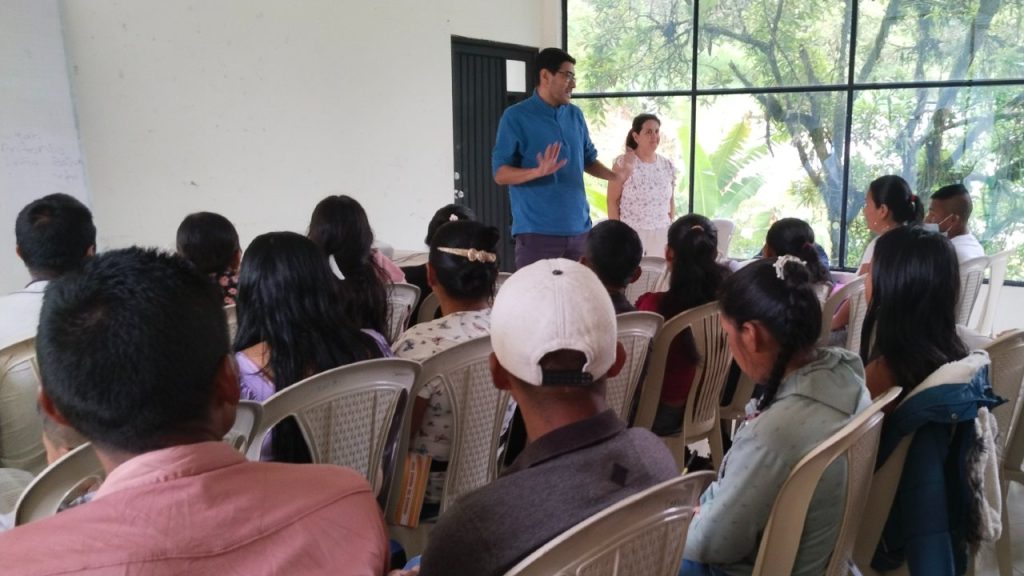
[719,257,822,411]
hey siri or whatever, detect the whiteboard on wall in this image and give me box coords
[0,0,89,294]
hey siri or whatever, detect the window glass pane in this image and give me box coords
[693,93,848,260]
[855,0,1024,83]
[576,97,691,226]
[847,86,1024,276]
[697,0,853,89]
[567,0,693,93]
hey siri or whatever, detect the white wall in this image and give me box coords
[57,0,560,261]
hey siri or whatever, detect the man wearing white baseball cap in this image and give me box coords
[416,259,678,576]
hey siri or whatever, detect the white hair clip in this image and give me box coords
[449,213,459,222]
[437,247,497,263]
[774,255,806,280]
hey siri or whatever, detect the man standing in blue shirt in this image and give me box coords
[492,48,622,269]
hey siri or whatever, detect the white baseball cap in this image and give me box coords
[491,258,617,386]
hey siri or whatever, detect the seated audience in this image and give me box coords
[0,193,95,349]
[763,217,832,302]
[581,219,644,313]
[636,214,729,435]
[859,225,1002,574]
[415,259,678,576]
[402,204,477,319]
[925,183,985,262]
[0,247,388,574]
[392,220,500,515]
[682,256,870,575]
[233,232,387,462]
[309,195,400,335]
[175,211,242,305]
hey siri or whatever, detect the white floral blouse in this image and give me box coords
[616,153,677,231]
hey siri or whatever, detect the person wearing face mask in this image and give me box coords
[607,113,678,255]
[924,184,985,262]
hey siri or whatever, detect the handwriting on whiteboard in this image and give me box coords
[1,132,84,183]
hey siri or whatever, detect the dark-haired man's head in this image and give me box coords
[582,220,643,292]
[489,259,625,439]
[536,48,576,107]
[926,184,972,238]
[35,247,238,464]
[15,194,96,280]
[176,212,241,275]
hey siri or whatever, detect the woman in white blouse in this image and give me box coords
[607,113,678,255]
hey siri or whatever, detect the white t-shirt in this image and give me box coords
[951,233,985,262]
[0,281,48,350]
[859,236,879,269]
[615,154,677,231]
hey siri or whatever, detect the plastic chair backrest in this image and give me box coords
[504,471,716,576]
[416,291,441,325]
[984,330,1024,457]
[14,442,105,526]
[818,276,866,347]
[408,336,511,513]
[712,218,735,259]
[0,337,46,473]
[719,372,756,424]
[224,400,262,454]
[752,387,900,576]
[845,282,870,354]
[247,358,420,504]
[386,283,421,343]
[956,256,989,327]
[224,304,238,343]
[977,248,1014,336]
[606,312,664,422]
[625,256,667,307]
[634,301,732,470]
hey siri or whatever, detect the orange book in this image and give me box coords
[391,453,432,528]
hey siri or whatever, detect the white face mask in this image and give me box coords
[923,214,952,237]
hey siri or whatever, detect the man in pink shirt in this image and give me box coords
[0,247,389,575]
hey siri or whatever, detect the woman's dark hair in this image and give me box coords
[425,204,476,246]
[719,258,822,410]
[868,175,923,226]
[175,212,240,275]
[626,113,660,150]
[764,218,830,284]
[234,232,381,462]
[861,226,967,391]
[308,195,389,334]
[429,221,500,301]
[660,214,729,319]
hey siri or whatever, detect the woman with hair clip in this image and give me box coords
[859,225,1002,575]
[763,217,832,302]
[402,204,478,321]
[308,195,402,335]
[681,256,870,576]
[234,232,387,462]
[392,220,501,516]
[637,214,730,436]
[607,113,678,255]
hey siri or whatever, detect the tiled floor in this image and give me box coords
[973,482,1024,575]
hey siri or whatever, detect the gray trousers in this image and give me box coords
[514,232,589,270]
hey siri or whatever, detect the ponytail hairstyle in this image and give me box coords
[425,204,476,246]
[719,257,822,411]
[234,232,381,462]
[860,226,967,390]
[429,221,501,301]
[625,113,660,150]
[307,195,389,334]
[868,175,923,226]
[764,218,830,284]
[660,214,729,319]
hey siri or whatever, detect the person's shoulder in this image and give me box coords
[243,460,374,496]
[635,291,662,311]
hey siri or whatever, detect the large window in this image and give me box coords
[568,0,1024,276]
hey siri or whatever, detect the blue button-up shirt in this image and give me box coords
[491,91,598,236]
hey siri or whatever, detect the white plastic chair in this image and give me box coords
[504,471,716,576]
[0,337,46,473]
[224,303,238,343]
[976,248,1014,336]
[831,270,859,286]
[624,256,667,309]
[984,330,1024,576]
[15,442,104,526]
[752,387,900,576]
[386,283,421,344]
[634,301,733,471]
[224,400,262,454]
[711,218,735,259]
[607,312,664,422]
[416,291,441,325]
[957,256,989,327]
[818,275,866,349]
[246,358,420,503]
[719,371,756,440]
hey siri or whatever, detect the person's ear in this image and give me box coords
[426,262,438,289]
[605,342,627,379]
[231,248,242,271]
[489,352,513,391]
[664,245,674,264]
[85,244,96,257]
[213,355,241,408]
[762,244,776,258]
[579,254,590,266]
[15,245,22,260]
[740,321,763,354]
[38,389,71,427]
[629,266,642,285]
